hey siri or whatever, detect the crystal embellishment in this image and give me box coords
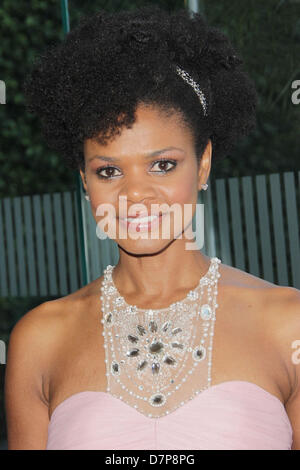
[101,256,221,417]
[187,290,198,300]
[127,348,139,357]
[137,325,147,336]
[149,321,158,332]
[172,327,182,336]
[149,341,164,354]
[164,355,176,366]
[104,313,113,324]
[111,361,120,375]
[171,342,184,349]
[152,362,160,374]
[200,304,212,320]
[127,305,138,314]
[114,296,124,306]
[137,360,147,371]
[128,334,139,343]
[149,393,166,407]
[193,345,206,361]
[162,321,171,332]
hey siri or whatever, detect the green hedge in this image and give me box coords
[0,0,299,200]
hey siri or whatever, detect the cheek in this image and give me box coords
[88,186,117,222]
[166,170,198,205]
[88,178,116,204]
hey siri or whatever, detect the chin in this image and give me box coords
[116,237,175,256]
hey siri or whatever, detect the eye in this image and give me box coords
[150,159,177,174]
[96,166,122,179]
[95,158,177,180]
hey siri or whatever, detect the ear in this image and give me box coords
[79,168,88,193]
[197,139,212,191]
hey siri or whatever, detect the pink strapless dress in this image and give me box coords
[46,381,293,450]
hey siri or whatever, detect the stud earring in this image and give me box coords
[201,183,208,191]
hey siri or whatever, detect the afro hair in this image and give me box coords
[23,5,258,172]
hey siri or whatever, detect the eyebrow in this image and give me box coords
[88,146,184,163]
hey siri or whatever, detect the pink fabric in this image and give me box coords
[46,381,293,450]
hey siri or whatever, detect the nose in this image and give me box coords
[118,173,156,204]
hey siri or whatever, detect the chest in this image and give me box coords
[46,291,288,418]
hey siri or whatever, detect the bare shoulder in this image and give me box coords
[4,294,80,449]
[8,274,105,373]
[220,260,300,321]
[220,261,300,387]
[219,259,299,299]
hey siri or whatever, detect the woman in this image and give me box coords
[5,6,300,450]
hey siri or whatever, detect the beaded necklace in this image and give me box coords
[101,256,221,418]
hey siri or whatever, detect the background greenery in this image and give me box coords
[0,0,299,445]
[0,0,299,199]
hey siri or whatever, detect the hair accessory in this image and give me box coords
[175,65,207,116]
[201,183,208,191]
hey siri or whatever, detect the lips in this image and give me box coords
[117,211,168,233]
[118,211,165,222]
[123,214,160,224]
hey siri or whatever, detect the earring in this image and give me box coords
[85,193,90,201]
[201,183,208,191]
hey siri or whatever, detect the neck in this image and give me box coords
[112,239,211,302]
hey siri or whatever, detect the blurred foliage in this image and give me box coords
[0,0,299,198]
[206,0,300,177]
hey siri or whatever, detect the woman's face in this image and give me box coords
[80,104,211,255]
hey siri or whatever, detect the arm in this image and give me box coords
[5,302,54,450]
[275,287,300,450]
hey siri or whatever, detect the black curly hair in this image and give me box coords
[23,5,258,173]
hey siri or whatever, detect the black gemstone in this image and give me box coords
[137,360,148,370]
[152,363,160,374]
[127,348,139,357]
[149,341,164,354]
[164,356,176,365]
[149,321,158,332]
[153,395,162,404]
[137,325,146,336]
[171,342,184,349]
[128,334,139,343]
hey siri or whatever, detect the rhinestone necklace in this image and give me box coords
[100,256,221,418]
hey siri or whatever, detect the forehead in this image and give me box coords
[84,104,194,158]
